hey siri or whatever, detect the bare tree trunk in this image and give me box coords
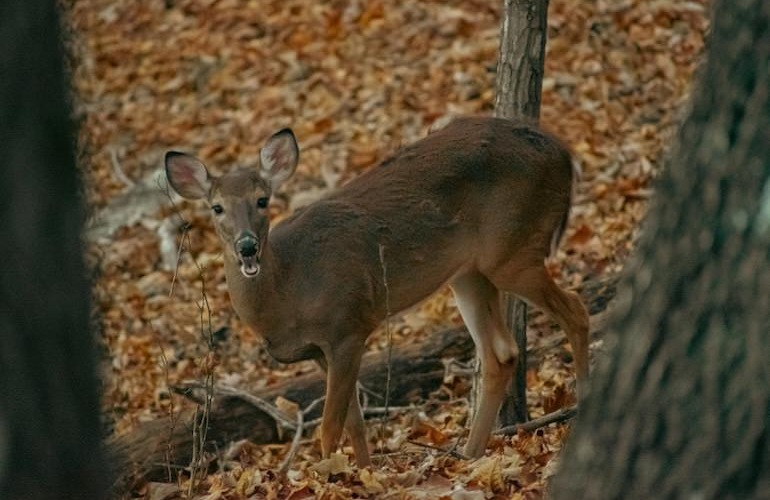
[0,2,107,499]
[551,1,770,498]
[495,0,549,122]
[493,0,550,425]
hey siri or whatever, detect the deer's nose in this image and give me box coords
[235,234,258,257]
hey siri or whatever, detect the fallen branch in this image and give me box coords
[180,383,297,430]
[279,396,324,474]
[496,405,578,435]
[110,328,474,493]
[405,440,467,461]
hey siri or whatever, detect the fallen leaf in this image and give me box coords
[309,452,352,480]
[358,468,387,495]
[468,455,504,493]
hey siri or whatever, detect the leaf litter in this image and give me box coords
[63,0,708,497]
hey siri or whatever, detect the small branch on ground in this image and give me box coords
[405,440,468,461]
[496,405,578,435]
[174,383,297,430]
[278,396,325,474]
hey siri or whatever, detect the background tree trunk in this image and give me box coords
[493,0,550,425]
[494,0,549,122]
[551,1,770,498]
[0,2,107,499]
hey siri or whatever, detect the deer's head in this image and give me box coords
[165,129,299,278]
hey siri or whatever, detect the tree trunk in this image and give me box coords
[551,1,770,498]
[494,0,549,121]
[493,0,550,425]
[0,2,107,499]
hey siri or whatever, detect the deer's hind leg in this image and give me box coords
[451,271,518,458]
[489,263,590,400]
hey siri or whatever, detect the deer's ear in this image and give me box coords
[260,128,299,189]
[165,151,211,200]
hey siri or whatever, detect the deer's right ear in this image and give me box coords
[165,151,211,200]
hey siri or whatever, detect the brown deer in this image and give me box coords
[165,116,589,466]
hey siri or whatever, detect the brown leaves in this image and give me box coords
[65,0,708,496]
[309,453,353,481]
[410,420,450,447]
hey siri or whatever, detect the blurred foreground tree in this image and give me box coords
[0,1,106,499]
[551,1,770,498]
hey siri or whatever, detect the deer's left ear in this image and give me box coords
[165,151,212,200]
[260,128,299,190]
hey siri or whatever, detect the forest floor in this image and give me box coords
[65,0,708,498]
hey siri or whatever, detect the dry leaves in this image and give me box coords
[64,0,708,497]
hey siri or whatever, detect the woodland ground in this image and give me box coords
[64,0,708,498]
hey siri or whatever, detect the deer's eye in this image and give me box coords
[256,197,269,209]
[212,204,224,214]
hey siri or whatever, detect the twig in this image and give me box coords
[405,440,468,460]
[151,321,180,484]
[109,146,134,188]
[215,385,297,429]
[162,185,216,496]
[168,226,189,297]
[187,244,216,496]
[303,397,325,417]
[469,357,480,425]
[361,405,414,416]
[160,180,191,298]
[172,382,298,429]
[377,244,394,463]
[378,454,438,499]
[278,396,325,474]
[278,407,306,475]
[158,176,188,227]
[495,405,578,435]
[357,382,382,402]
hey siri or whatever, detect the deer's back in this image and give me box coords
[270,116,574,315]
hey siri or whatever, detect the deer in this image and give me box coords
[164,116,589,467]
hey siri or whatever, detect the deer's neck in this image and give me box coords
[222,244,282,335]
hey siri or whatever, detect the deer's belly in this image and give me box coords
[263,336,321,364]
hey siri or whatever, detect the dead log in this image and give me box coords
[110,277,617,492]
[110,327,473,491]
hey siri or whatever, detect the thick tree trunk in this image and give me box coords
[551,1,770,498]
[493,0,550,425]
[0,2,107,499]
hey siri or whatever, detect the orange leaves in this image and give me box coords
[410,420,450,446]
[568,224,594,246]
[65,0,708,496]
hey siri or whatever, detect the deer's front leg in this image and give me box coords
[319,339,366,463]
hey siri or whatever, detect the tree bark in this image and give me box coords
[0,2,107,499]
[493,0,550,425]
[551,1,770,498]
[494,0,549,122]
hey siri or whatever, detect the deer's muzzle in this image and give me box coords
[235,234,260,277]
